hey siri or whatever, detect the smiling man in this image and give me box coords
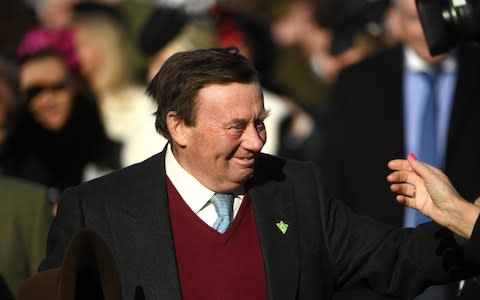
[36,47,480,300]
[166,81,268,193]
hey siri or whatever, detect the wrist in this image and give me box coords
[446,198,480,239]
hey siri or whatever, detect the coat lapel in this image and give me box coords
[248,160,299,300]
[109,150,182,299]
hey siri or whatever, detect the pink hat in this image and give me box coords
[17,27,80,72]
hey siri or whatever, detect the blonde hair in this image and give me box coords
[73,14,134,95]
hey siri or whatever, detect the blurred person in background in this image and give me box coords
[71,2,167,167]
[322,0,480,299]
[271,0,393,107]
[139,4,214,83]
[27,0,150,77]
[270,0,333,109]
[1,26,120,192]
[0,175,54,299]
[28,0,78,30]
[270,0,394,162]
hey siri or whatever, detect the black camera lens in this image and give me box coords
[416,0,480,55]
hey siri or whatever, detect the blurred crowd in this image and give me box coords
[0,0,395,191]
[2,0,479,299]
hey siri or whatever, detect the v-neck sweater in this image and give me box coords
[166,178,267,300]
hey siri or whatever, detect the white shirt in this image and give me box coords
[165,144,243,227]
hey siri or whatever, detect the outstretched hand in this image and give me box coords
[387,154,480,239]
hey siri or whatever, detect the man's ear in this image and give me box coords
[166,111,188,147]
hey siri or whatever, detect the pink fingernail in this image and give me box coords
[409,153,417,160]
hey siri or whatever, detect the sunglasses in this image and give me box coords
[24,80,69,101]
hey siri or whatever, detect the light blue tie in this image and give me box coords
[210,193,234,233]
[406,68,442,227]
[419,68,441,167]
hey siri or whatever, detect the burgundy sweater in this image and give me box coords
[167,178,267,299]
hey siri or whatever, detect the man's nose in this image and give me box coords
[243,125,265,152]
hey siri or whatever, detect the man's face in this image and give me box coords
[393,0,446,63]
[173,82,267,192]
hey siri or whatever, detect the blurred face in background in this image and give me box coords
[272,0,331,52]
[73,16,128,95]
[388,0,446,63]
[35,0,78,29]
[20,55,73,131]
[74,25,103,85]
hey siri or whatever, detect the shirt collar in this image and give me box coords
[165,144,215,214]
[404,46,457,73]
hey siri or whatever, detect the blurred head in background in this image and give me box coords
[139,5,216,83]
[1,25,120,190]
[387,0,446,64]
[17,27,79,131]
[30,0,78,29]
[71,3,133,96]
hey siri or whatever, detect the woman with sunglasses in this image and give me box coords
[0,27,120,192]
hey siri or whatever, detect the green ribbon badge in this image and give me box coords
[276,220,288,234]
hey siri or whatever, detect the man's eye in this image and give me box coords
[255,121,265,130]
[232,124,245,130]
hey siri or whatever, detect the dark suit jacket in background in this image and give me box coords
[322,45,480,299]
[39,150,480,299]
